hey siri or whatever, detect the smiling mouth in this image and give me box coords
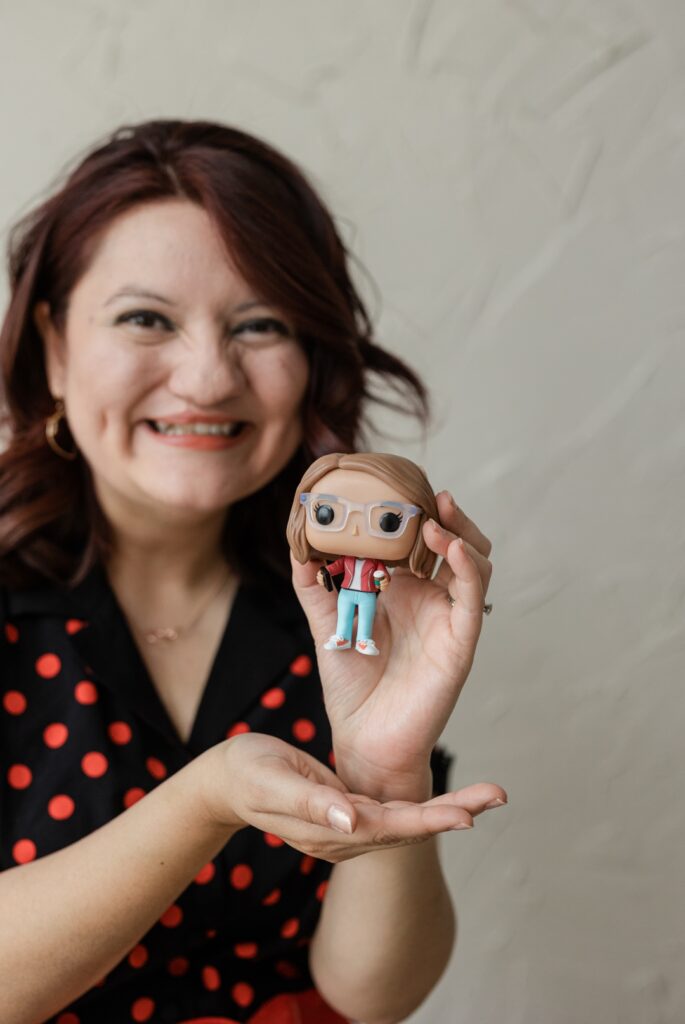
[146,420,247,437]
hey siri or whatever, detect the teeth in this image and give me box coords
[152,421,242,437]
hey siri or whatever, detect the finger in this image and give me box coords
[256,756,359,834]
[290,551,339,638]
[443,537,486,623]
[423,783,508,816]
[430,526,492,596]
[435,490,492,558]
[355,799,475,838]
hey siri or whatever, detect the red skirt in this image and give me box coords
[179,986,352,1023]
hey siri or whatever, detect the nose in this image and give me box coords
[352,521,360,536]
[167,331,246,407]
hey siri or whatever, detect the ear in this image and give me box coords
[33,300,66,398]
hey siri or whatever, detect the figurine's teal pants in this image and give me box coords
[336,588,378,641]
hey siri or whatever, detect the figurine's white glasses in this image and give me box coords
[299,492,421,538]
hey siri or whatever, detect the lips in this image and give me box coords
[143,418,251,449]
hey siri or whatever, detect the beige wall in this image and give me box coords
[1,2,683,1021]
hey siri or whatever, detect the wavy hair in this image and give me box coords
[0,119,429,588]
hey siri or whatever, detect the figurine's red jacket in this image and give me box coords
[325,556,388,592]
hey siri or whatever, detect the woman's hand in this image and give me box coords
[291,491,501,802]
[199,732,505,863]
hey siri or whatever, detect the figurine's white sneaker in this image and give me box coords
[355,639,380,656]
[323,634,352,650]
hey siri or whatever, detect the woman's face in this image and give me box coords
[35,199,309,527]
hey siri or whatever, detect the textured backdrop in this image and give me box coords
[1,1,683,1021]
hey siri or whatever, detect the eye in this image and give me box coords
[314,503,336,526]
[116,309,172,331]
[231,317,291,341]
[379,511,403,533]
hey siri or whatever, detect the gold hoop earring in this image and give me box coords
[45,399,78,461]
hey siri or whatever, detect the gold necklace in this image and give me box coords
[135,570,234,646]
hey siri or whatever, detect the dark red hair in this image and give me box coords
[0,119,429,588]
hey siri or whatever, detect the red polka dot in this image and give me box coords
[226,721,250,738]
[3,690,27,715]
[131,996,155,1022]
[160,904,183,927]
[66,619,87,635]
[44,722,69,748]
[8,764,32,789]
[194,861,216,885]
[48,794,75,820]
[128,944,148,968]
[316,880,329,901]
[36,653,61,678]
[108,721,132,744]
[280,918,300,939]
[261,888,281,906]
[232,982,254,1008]
[290,654,312,676]
[264,833,284,847]
[82,752,108,778]
[12,838,36,864]
[230,864,253,890]
[74,681,98,704]
[292,718,316,742]
[168,956,189,976]
[328,749,336,767]
[234,942,258,958]
[4,623,19,643]
[202,965,221,991]
[123,787,145,808]
[300,855,316,875]
[275,960,300,978]
[206,928,217,938]
[146,756,167,780]
[260,687,285,709]
[57,1014,80,1024]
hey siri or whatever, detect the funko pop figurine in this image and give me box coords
[287,452,440,655]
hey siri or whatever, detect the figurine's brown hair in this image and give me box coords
[286,451,440,578]
[0,119,429,587]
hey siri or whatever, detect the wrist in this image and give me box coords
[334,761,433,803]
[181,742,247,837]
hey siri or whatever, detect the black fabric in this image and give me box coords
[0,564,453,1023]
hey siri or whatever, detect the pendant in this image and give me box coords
[144,627,180,644]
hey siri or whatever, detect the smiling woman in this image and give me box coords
[0,120,501,1024]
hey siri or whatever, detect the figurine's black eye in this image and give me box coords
[315,503,335,526]
[379,511,402,533]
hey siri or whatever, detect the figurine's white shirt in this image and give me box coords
[350,557,365,590]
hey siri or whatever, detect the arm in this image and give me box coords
[309,769,457,1024]
[0,747,237,1024]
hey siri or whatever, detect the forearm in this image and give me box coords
[310,836,456,1024]
[0,746,236,1024]
[309,767,456,1024]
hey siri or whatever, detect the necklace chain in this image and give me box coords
[136,570,233,645]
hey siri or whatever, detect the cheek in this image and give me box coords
[253,345,309,422]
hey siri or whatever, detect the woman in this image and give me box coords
[0,120,505,1024]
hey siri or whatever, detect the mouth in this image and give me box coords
[145,419,247,438]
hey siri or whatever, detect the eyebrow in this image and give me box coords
[104,287,269,313]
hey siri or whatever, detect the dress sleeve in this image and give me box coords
[430,744,455,797]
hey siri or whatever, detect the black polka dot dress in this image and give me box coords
[0,562,454,1024]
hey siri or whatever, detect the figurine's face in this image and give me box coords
[303,468,421,559]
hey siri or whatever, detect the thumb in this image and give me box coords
[262,755,358,834]
[289,550,338,642]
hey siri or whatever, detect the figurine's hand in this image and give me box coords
[316,568,326,587]
[290,491,499,803]
[378,576,390,592]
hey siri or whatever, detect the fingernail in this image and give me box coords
[450,822,473,830]
[485,798,507,809]
[327,805,353,834]
[428,518,446,534]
